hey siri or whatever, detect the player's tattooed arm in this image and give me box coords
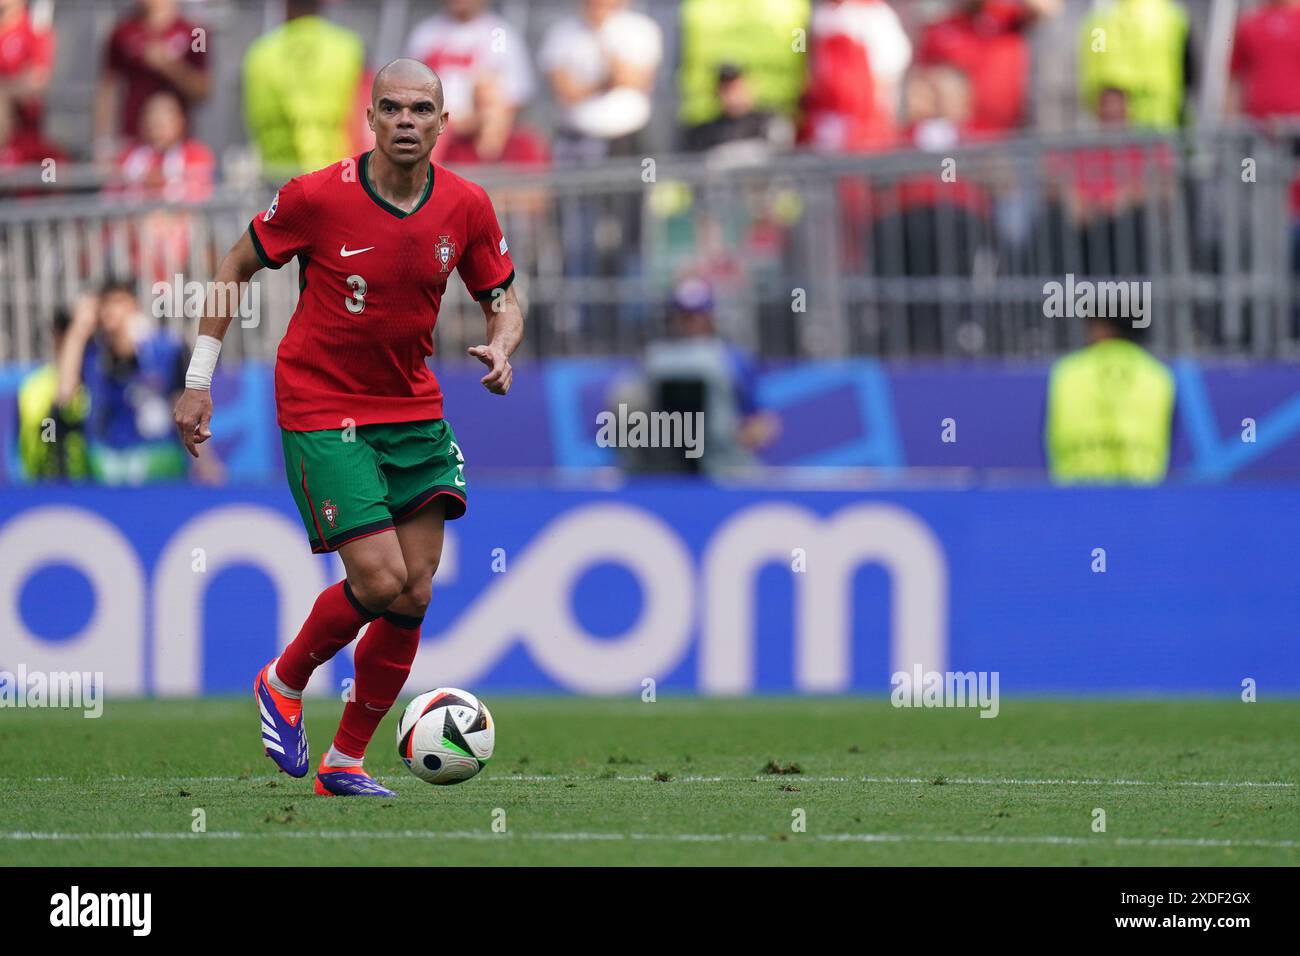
[468,285,524,396]
[172,231,265,457]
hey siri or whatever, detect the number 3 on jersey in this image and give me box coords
[345,274,367,314]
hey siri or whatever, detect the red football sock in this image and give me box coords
[275,580,378,692]
[332,611,423,760]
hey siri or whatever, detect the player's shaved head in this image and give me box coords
[367,57,449,170]
[371,58,444,111]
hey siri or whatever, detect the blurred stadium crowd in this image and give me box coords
[3,1,1299,173]
[4,1,1300,342]
[2,0,1300,486]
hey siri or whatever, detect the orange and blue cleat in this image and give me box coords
[254,663,309,778]
[314,758,397,797]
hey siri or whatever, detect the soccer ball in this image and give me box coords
[397,688,494,785]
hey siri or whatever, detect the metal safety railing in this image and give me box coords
[0,125,1297,365]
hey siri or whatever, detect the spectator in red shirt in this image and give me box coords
[114,90,214,203]
[0,0,54,136]
[1043,87,1175,276]
[798,0,910,153]
[1230,0,1300,290]
[111,90,214,283]
[915,0,1060,136]
[860,65,993,353]
[0,90,65,197]
[1051,88,1173,219]
[1229,0,1300,122]
[93,0,210,160]
[436,78,549,167]
[428,39,549,168]
[882,65,991,220]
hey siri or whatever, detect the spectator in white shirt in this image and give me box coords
[405,0,535,161]
[538,0,663,161]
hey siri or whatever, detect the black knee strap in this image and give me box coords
[381,609,425,630]
[343,580,382,621]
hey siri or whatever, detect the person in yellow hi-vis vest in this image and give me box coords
[1079,0,1194,131]
[243,0,365,179]
[677,0,811,132]
[18,308,90,481]
[1046,314,1175,484]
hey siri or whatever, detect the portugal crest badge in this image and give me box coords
[321,499,339,529]
[435,235,456,273]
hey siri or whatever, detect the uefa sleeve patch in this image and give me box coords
[264,191,279,222]
[499,235,508,255]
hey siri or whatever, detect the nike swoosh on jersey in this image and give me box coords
[340,245,375,257]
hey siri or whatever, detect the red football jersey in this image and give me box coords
[249,151,515,430]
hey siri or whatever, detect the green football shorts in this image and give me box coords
[281,418,467,553]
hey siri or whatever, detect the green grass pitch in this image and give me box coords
[2,698,1296,866]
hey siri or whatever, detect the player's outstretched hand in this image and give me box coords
[173,388,214,458]
[467,344,512,395]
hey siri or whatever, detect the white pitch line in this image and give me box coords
[28,773,1296,788]
[830,775,1295,788]
[1,829,1296,851]
[561,774,1298,788]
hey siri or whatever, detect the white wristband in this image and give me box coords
[185,334,223,391]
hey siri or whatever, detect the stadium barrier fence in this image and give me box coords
[1,126,1297,365]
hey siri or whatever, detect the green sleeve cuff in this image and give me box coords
[247,221,283,270]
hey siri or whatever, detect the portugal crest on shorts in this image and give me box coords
[435,235,456,273]
[321,499,338,529]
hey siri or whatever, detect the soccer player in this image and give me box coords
[173,58,524,796]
